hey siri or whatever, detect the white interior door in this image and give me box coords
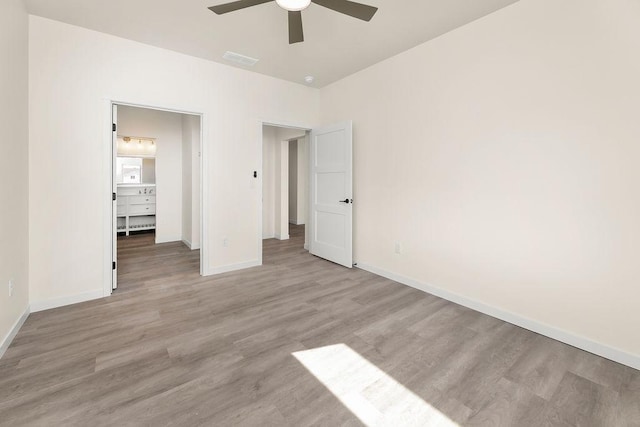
[112,104,118,290]
[310,121,353,268]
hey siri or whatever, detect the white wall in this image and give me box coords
[274,137,289,240]
[301,133,311,249]
[28,16,319,306]
[287,138,308,226]
[182,115,192,247]
[288,141,298,224]
[181,114,201,249]
[117,105,184,244]
[191,117,201,250]
[320,0,640,364]
[262,126,277,239]
[296,138,308,226]
[263,126,307,240]
[0,0,30,356]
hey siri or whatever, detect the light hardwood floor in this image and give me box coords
[1,226,638,426]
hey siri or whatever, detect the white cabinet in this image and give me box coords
[117,185,156,235]
[129,204,156,215]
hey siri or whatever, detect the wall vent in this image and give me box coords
[222,51,259,67]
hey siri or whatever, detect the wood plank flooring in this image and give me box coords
[0,225,638,426]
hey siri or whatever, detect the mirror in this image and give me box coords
[116,157,156,184]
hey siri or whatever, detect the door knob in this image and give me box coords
[339,199,352,204]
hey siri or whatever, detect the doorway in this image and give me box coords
[111,104,203,292]
[260,120,354,268]
[261,124,309,250]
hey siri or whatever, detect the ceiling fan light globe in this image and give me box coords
[276,0,311,12]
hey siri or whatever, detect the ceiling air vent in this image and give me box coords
[222,51,259,67]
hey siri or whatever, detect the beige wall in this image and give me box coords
[320,0,640,362]
[28,16,319,307]
[0,0,30,355]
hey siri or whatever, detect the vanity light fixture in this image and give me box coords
[119,136,156,145]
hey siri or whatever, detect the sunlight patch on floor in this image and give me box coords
[293,344,459,426]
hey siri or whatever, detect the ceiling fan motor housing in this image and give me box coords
[276,0,311,11]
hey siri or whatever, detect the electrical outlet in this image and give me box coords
[394,242,402,255]
[8,279,14,297]
[223,238,229,247]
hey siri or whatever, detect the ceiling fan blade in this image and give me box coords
[209,0,273,15]
[288,11,304,44]
[311,0,377,21]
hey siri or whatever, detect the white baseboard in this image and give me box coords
[30,289,104,313]
[304,243,309,250]
[357,262,640,371]
[181,240,201,250]
[207,259,261,275]
[275,233,289,240]
[263,234,275,240]
[156,236,182,244]
[0,305,30,359]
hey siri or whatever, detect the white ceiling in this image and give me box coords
[25,0,520,87]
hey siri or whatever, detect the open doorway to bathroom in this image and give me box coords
[113,104,201,293]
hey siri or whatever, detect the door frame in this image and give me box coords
[258,119,313,265]
[103,99,208,297]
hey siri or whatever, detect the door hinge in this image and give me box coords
[112,261,117,270]
[112,192,116,201]
[112,123,117,132]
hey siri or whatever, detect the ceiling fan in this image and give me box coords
[208,0,378,44]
